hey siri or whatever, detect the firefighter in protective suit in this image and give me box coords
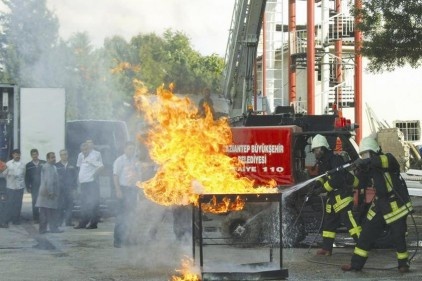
[311,134,361,256]
[342,137,413,273]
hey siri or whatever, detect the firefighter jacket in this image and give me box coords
[316,150,359,213]
[357,152,413,224]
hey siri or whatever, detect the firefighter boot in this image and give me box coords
[316,248,332,256]
[398,266,409,273]
[341,264,361,272]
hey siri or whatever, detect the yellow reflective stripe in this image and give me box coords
[380,155,388,168]
[333,196,353,212]
[324,181,333,192]
[352,176,359,188]
[384,202,413,224]
[367,208,376,221]
[317,178,325,185]
[347,210,362,237]
[348,210,358,228]
[397,251,409,260]
[384,172,393,192]
[390,201,398,212]
[326,203,332,214]
[349,226,362,237]
[354,247,368,258]
[323,231,336,239]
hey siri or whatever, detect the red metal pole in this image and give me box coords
[288,0,296,105]
[254,58,258,111]
[307,0,315,115]
[354,0,363,142]
[335,0,343,112]
[260,13,266,111]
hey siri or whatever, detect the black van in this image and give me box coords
[66,120,130,217]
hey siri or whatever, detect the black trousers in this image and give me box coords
[4,188,24,224]
[58,189,74,225]
[113,186,138,245]
[351,212,408,269]
[39,207,59,233]
[31,186,40,221]
[78,181,100,227]
[322,200,361,251]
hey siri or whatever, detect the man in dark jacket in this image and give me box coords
[311,134,361,256]
[341,137,413,273]
[56,149,78,226]
[25,148,46,222]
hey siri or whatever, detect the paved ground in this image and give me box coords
[0,193,421,281]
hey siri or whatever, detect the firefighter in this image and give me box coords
[311,134,361,256]
[341,137,413,273]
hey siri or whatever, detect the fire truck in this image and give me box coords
[221,109,372,247]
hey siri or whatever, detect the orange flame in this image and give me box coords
[171,258,201,281]
[134,82,276,211]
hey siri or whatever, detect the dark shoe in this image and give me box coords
[398,266,410,273]
[0,223,9,228]
[316,248,332,256]
[114,241,122,248]
[86,224,97,229]
[65,222,74,227]
[39,230,47,234]
[341,264,360,272]
[12,221,21,225]
[73,224,86,229]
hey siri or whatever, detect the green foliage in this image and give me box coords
[354,0,422,72]
[0,0,59,85]
[0,2,224,122]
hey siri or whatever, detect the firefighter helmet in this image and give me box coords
[311,134,330,150]
[359,137,380,154]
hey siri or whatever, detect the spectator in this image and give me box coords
[56,149,78,227]
[112,141,141,248]
[36,152,62,234]
[0,149,26,227]
[25,148,46,223]
[74,140,104,230]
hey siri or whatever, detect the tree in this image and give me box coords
[0,0,60,85]
[65,32,114,120]
[103,35,139,118]
[354,0,422,72]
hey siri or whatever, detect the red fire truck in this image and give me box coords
[221,109,384,247]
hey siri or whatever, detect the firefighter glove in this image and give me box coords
[353,158,371,167]
[312,186,325,196]
[311,180,324,195]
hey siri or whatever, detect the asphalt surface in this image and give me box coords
[0,193,421,281]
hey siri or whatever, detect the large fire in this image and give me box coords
[133,81,276,211]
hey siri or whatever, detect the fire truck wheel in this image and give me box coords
[221,211,262,247]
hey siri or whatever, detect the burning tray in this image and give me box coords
[194,193,289,280]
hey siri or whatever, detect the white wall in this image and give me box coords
[20,88,66,163]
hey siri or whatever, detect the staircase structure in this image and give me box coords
[223,0,363,140]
